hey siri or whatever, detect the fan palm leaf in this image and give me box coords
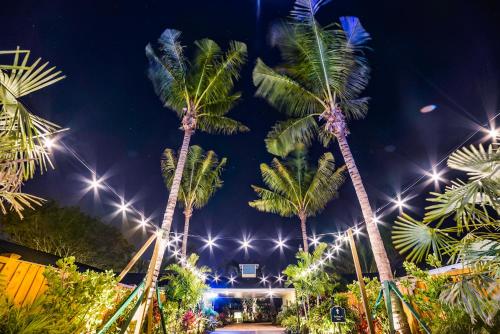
[0,48,63,217]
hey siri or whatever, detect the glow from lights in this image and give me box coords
[267,288,274,298]
[239,237,253,251]
[228,275,236,285]
[138,215,148,227]
[275,238,286,250]
[117,199,131,214]
[172,249,180,257]
[353,227,361,235]
[260,275,268,285]
[173,233,182,243]
[334,244,341,252]
[428,169,444,183]
[393,195,407,210]
[275,274,284,284]
[310,235,320,246]
[43,137,56,150]
[372,215,381,224]
[213,274,220,283]
[488,127,498,139]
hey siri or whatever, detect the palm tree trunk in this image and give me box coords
[181,208,192,258]
[336,132,410,333]
[299,212,309,252]
[139,126,193,329]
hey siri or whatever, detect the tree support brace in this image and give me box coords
[372,281,431,334]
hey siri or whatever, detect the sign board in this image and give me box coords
[330,306,346,323]
[239,264,259,278]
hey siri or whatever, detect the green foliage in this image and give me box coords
[0,48,64,216]
[399,255,500,333]
[146,29,248,134]
[347,277,390,333]
[0,201,135,271]
[250,144,345,218]
[0,257,120,333]
[392,142,499,324]
[159,254,210,333]
[41,257,119,332]
[161,145,226,212]
[253,2,370,156]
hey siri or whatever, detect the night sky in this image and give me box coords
[2,0,499,276]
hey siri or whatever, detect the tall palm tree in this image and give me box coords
[161,145,227,257]
[249,145,345,252]
[141,28,247,320]
[0,48,64,217]
[252,1,410,331]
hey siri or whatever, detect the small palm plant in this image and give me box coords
[161,145,227,257]
[144,28,247,309]
[249,144,345,252]
[0,48,64,216]
[392,140,500,325]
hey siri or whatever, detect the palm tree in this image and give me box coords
[141,28,247,319]
[161,145,227,257]
[252,1,410,331]
[0,48,64,217]
[249,144,345,252]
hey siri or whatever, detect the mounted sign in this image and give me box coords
[330,306,346,323]
[239,264,259,278]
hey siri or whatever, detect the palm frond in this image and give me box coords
[265,116,319,157]
[304,155,346,215]
[145,43,186,116]
[339,16,371,48]
[249,186,296,217]
[290,0,332,22]
[157,29,187,83]
[197,115,249,135]
[392,213,455,262]
[253,58,325,117]
[194,40,247,111]
[447,144,499,179]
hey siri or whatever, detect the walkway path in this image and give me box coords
[213,322,285,334]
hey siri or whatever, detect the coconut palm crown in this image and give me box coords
[146,29,248,135]
[249,144,346,252]
[161,145,227,256]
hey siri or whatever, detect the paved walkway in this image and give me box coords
[214,322,285,334]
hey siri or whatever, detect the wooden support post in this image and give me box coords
[132,233,163,334]
[118,233,157,282]
[347,229,375,334]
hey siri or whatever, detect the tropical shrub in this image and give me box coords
[400,255,500,333]
[159,254,210,333]
[347,277,390,333]
[392,141,500,325]
[0,257,121,333]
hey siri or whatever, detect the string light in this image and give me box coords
[353,226,361,235]
[488,127,498,139]
[310,235,320,246]
[239,237,252,251]
[260,275,268,285]
[428,169,444,183]
[275,274,284,284]
[138,215,148,227]
[117,199,131,214]
[275,238,287,250]
[43,137,56,150]
[228,275,236,286]
[393,195,407,210]
[212,274,220,283]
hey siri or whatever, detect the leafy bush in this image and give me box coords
[0,257,120,333]
[400,255,500,333]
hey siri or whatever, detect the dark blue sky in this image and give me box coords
[2,0,499,275]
